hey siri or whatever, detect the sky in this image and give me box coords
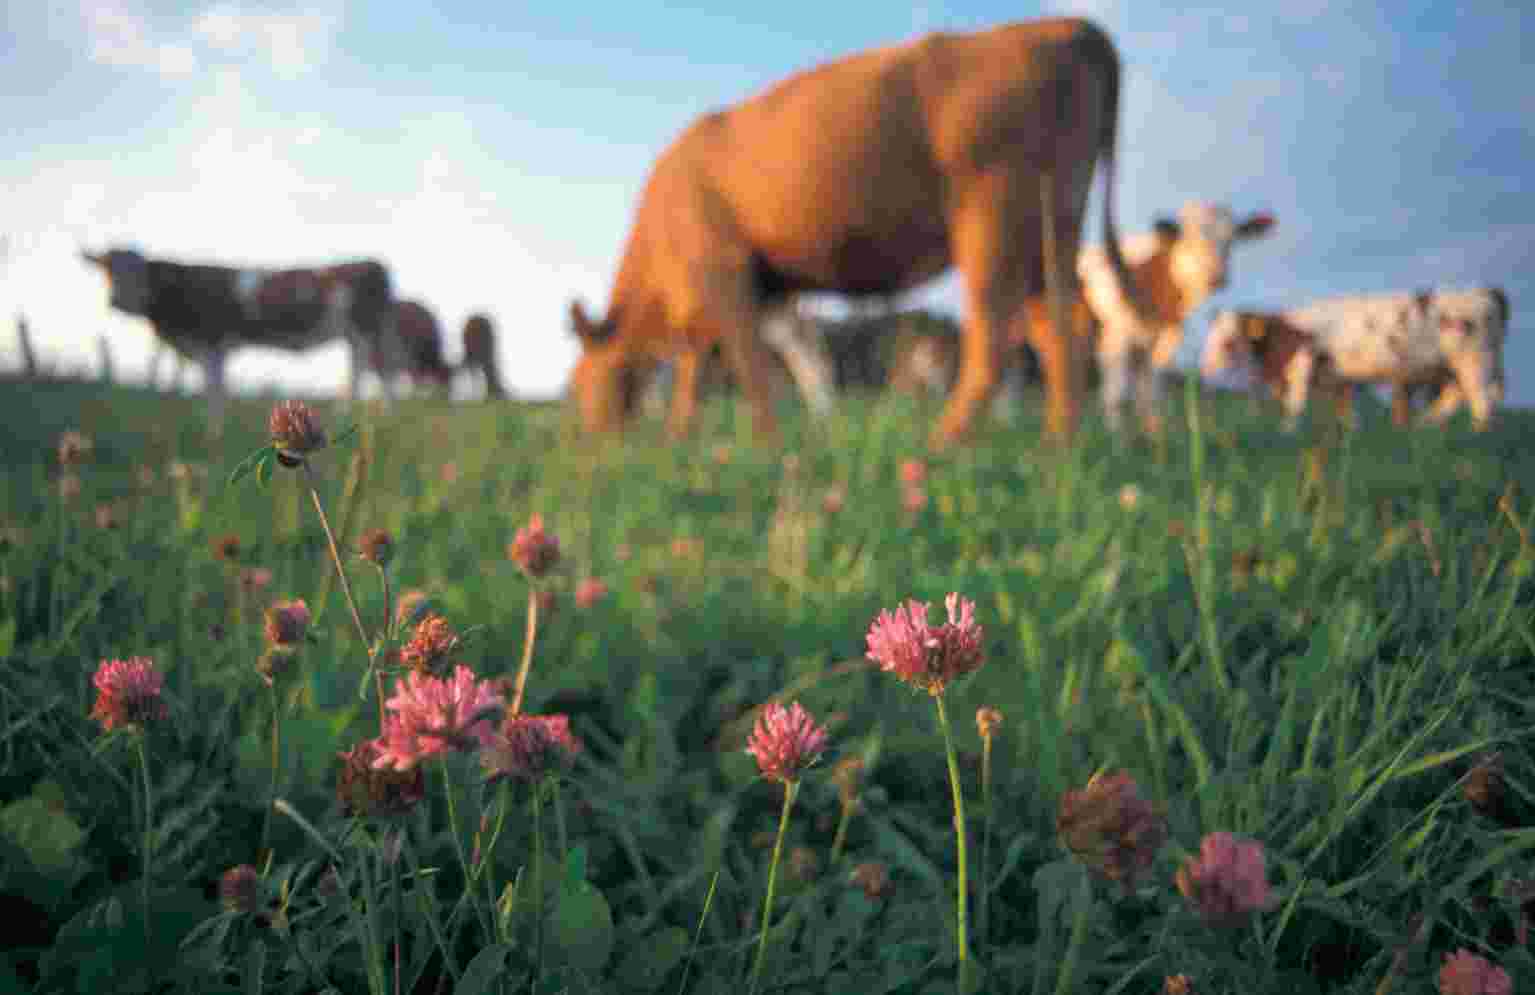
[3,1,1532,405]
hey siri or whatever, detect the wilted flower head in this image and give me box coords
[899,459,927,487]
[336,739,426,817]
[357,528,393,566]
[268,400,327,464]
[238,566,273,594]
[396,614,457,674]
[1057,770,1168,887]
[439,462,459,485]
[822,485,846,515]
[1163,975,1194,995]
[865,593,985,696]
[1175,832,1273,927]
[372,665,504,771]
[902,485,928,515]
[57,430,94,467]
[93,502,120,530]
[263,598,311,647]
[671,536,703,560]
[395,588,434,629]
[482,713,582,785]
[219,865,262,915]
[575,577,608,609]
[1119,483,1142,511]
[850,861,891,900]
[509,512,560,578]
[90,656,168,732]
[211,533,242,562]
[746,701,828,784]
[535,589,559,620]
[830,755,864,806]
[1463,752,1504,816]
[976,706,1004,740]
[1439,950,1513,995]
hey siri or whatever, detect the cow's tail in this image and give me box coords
[1091,25,1144,325]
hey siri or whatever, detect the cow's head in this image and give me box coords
[1200,310,1258,380]
[1161,203,1276,299]
[567,299,651,431]
[80,248,152,316]
[1428,288,1511,428]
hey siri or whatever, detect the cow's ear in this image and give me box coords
[1241,315,1266,340]
[1237,212,1275,239]
[569,299,615,345]
[1413,289,1433,314]
[80,250,105,268]
[1153,218,1180,240]
[1491,287,1510,327]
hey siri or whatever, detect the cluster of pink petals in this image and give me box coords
[372,665,504,771]
[268,400,327,460]
[865,593,985,696]
[482,713,583,784]
[746,701,829,784]
[509,513,560,578]
[1439,950,1513,995]
[899,459,927,487]
[90,656,168,731]
[1175,832,1273,927]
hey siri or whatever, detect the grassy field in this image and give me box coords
[1,376,1532,994]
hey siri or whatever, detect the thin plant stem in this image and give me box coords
[551,777,569,859]
[828,798,854,865]
[135,733,154,944]
[935,695,972,987]
[300,461,382,723]
[440,757,491,943]
[376,563,393,643]
[531,783,545,972]
[509,586,540,715]
[259,683,281,864]
[1053,867,1092,995]
[391,839,403,995]
[747,778,799,995]
[979,730,994,947]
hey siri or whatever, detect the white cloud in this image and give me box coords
[80,1,336,83]
[83,1,199,78]
[192,4,338,79]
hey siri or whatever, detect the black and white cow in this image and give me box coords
[81,247,407,419]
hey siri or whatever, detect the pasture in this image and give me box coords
[1,378,1532,994]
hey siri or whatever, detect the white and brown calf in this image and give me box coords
[1203,288,1510,431]
[1077,201,1275,430]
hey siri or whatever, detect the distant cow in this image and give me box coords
[82,247,405,419]
[1075,202,1274,431]
[461,313,506,400]
[1202,288,1509,430]
[390,299,454,393]
[568,17,1143,449]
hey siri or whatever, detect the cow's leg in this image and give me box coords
[991,354,1027,422]
[1390,386,1413,427]
[939,171,1045,448]
[1279,348,1316,434]
[1096,335,1135,432]
[667,348,702,438]
[1134,359,1167,436]
[1422,379,1465,425]
[1332,382,1357,429]
[693,268,777,440]
[761,307,836,416]
[204,346,228,435]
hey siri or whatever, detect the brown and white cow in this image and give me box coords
[390,299,454,393]
[1076,202,1274,431]
[81,247,405,420]
[1199,310,1354,431]
[568,17,1142,449]
[1202,288,1510,430]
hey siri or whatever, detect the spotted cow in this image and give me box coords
[1201,288,1510,430]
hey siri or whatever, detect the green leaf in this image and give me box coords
[0,789,85,874]
[612,925,687,992]
[332,422,360,447]
[243,938,266,995]
[0,616,15,659]
[226,446,272,487]
[544,880,614,974]
[256,451,274,487]
[454,943,513,995]
[563,843,589,890]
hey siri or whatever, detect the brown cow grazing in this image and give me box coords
[82,247,405,421]
[461,313,506,400]
[567,16,1141,449]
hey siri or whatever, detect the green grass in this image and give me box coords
[0,376,1532,994]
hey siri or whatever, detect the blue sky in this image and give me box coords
[3,1,1531,405]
